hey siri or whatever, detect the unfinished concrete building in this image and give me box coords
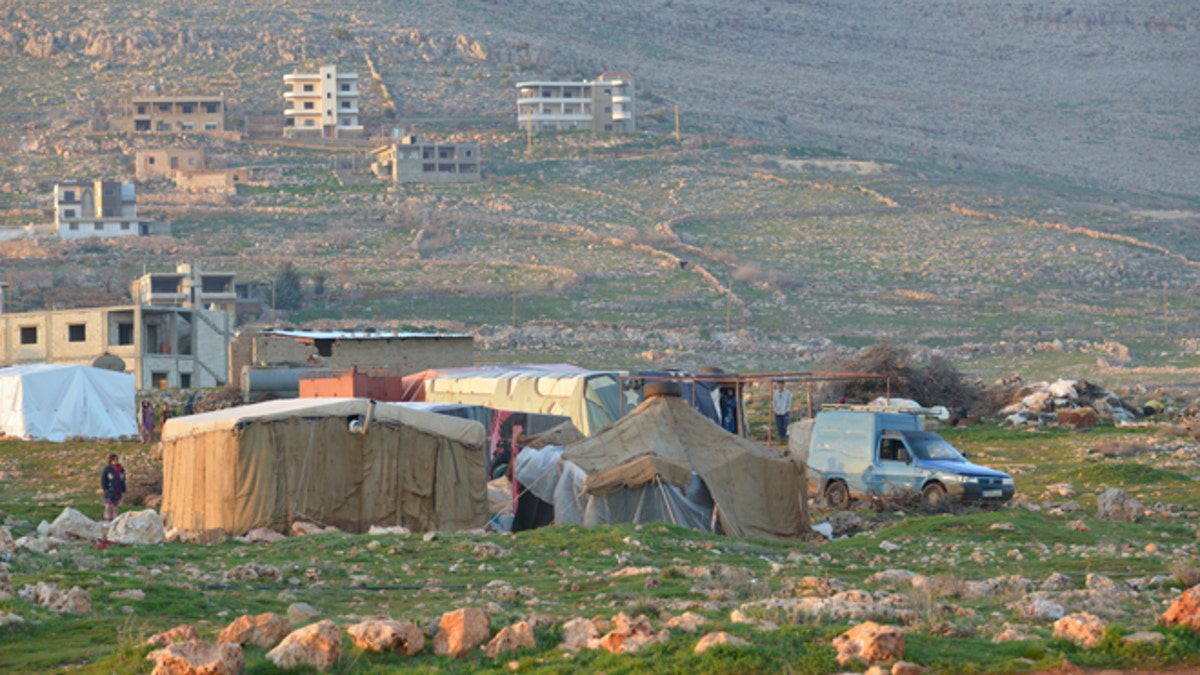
[283,65,362,139]
[130,263,237,313]
[127,94,227,134]
[370,135,481,183]
[135,148,207,181]
[54,180,160,239]
[516,72,635,132]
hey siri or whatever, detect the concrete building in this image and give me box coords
[370,135,481,183]
[127,95,227,134]
[283,66,362,139]
[136,148,207,181]
[516,72,634,132]
[54,180,159,239]
[229,329,473,385]
[130,263,237,313]
[0,264,237,389]
[0,304,233,390]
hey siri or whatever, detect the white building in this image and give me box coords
[516,72,635,132]
[284,65,362,139]
[54,180,159,240]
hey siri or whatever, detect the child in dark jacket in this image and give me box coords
[101,453,126,521]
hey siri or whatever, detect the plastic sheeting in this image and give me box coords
[0,364,136,441]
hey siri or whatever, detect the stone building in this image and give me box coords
[370,135,481,183]
[127,94,227,133]
[516,72,634,132]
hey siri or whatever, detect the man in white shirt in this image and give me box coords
[772,381,793,440]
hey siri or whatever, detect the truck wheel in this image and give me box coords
[921,482,948,510]
[825,481,851,510]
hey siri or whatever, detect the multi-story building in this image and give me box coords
[0,305,232,390]
[127,95,227,134]
[54,180,158,239]
[370,135,481,183]
[0,265,235,390]
[130,263,237,313]
[283,65,362,139]
[516,72,635,132]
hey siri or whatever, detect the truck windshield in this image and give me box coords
[904,432,966,462]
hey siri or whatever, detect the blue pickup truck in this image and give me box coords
[794,406,1014,509]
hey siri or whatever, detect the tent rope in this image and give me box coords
[654,475,680,526]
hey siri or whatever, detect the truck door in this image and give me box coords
[871,435,920,496]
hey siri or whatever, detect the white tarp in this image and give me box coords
[0,364,137,441]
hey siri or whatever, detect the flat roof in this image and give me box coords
[264,329,473,341]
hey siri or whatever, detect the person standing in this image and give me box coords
[101,453,126,521]
[772,381,793,441]
[719,387,738,434]
[139,400,154,444]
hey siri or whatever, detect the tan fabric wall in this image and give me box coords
[162,415,486,534]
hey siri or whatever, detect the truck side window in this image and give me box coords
[880,438,905,462]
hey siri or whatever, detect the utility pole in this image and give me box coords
[1163,282,1169,336]
[512,290,517,327]
[526,110,533,154]
[674,105,680,143]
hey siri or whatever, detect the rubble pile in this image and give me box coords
[997,378,1137,426]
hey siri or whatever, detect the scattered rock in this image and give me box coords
[822,511,863,535]
[347,617,424,655]
[1027,596,1066,621]
[484,620,536,658]
[224,563,281,583]
[111,589,146,601]
[609,566,659,578]
[109,510,165,545]
[559,617,599,651]
[19,581,90,614]
[1085,573,1119,594]
[597,612,669,654]
[989,522,1015,532]
[0,612,23,629]
[291,521,337,536]
[244,527,286,544]
[267,620,342,671]
[1067,519,1091,533]
[151,640,243,675]
[433,607,491,659]
[287,602,321,625]
[367,525,412,536]
[1160,584,1200,634]
[833,621,905,667]
[0,566,11,601]
[694,630,750,654]
[1097,488,1143,523]
[666,611,709,633]
[0,526,15,557]
[175,528,229,546]
[146,624,200,647]
[1041,573,1074,591]
[49,507,101,541]
[879,541,902,553]
[1122,631,1164,646]
[1053,612,1106,648]
[992,623,1033,643]
[891,662,929,675]
[218,612,291,648]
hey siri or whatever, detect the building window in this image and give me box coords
[19,327,37,345]
[63,209,76,218]
[117,323,134,345]
[157,122,170,131]
[137,106,147,115]
[62,190,75,201]
[340,83,350,92]
[121,222,130,230]
[605,106,612,113]
[94,222,104,230]
[179,122,194,131]
[304,120,314,127]
[564,91,572,98]
[304,101,314,110]
[68,324,86,342]
[147,157,155,165]
[152,372,169,389]
[204,103,219,113]
[158,104,170,111]
[181,104,194,113]
[303,84,314,92]
[326,92,332,99]
[180,373,191,388]
[204,122,218,131]
[69,223,79,231]
[340,101,350,109]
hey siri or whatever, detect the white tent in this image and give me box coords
[0,364,137,441]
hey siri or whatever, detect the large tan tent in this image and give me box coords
[559,391,809,539]
[161,398,487,535]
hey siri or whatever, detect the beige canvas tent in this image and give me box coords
[558,391,809,539]
[161,398,487,535]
